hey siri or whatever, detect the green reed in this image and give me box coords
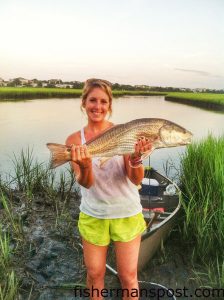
[0,192,24,239]
[0,225,19,300]
[0,226,11,270]
[193,258,224,288]
[179,135,224,286]
[0,271,18,300]
[9,147,75,201]
[11,148,48,196]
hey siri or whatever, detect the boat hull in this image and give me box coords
[138,169,181,270]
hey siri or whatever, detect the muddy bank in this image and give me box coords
[0,190,206,299]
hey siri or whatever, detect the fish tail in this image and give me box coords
[46,143,70,168]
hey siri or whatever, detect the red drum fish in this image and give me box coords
[47,118,192,168]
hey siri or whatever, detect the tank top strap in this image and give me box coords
[80,128,86,145]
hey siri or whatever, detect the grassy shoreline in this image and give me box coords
[0,87,165,100]
[179,135,224,287]
[1,87,224,111]
[165,92,224,111]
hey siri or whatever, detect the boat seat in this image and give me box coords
[143,210,172,222]
[141,196,165,208]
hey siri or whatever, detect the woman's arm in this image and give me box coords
[124,137,153,185]
[65,133,94,189]
[124,155,144,185]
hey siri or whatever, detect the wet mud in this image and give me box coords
[1,192,205,299]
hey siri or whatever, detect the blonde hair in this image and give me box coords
[81,78,113,117]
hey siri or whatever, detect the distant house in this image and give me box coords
[55,83,73,88]
[30,82,38,87]
[134,85,150,89]
[48,79,62,85]
[193,88,207,93]
[28,79,38,87]
[16,77,29,85]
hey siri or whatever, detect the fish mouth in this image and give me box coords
[183,130,193,144]
[181,136,192,145]
[181,140,191,145]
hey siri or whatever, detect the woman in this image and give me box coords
[66,78,152,300]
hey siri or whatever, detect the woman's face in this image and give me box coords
[83,87,111,122]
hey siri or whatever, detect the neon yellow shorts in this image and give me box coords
[78,212,146,246]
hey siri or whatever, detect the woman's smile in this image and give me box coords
[91,110,102,116]
[84,87,110,122]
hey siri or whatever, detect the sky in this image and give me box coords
[0,0,224,89]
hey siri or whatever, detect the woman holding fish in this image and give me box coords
[66,78,152,300]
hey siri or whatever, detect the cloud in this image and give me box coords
[174,68,224,79]
[174,68,211,76]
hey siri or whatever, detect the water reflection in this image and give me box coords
[0,96,223,177]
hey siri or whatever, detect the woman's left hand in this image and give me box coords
[132,136,153,159]
[126,136,153,182]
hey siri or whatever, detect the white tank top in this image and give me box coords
[79,128,142,219]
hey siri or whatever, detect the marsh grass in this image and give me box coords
[0,226,11,270]
[166,92,224,106]
[0,87,164,100]
[1,88,223,113]
[1,192,24,239]
[11,148,52,197]
[165,92,224,111]
[0,224,19,300]
[192,258,224,289]
[162,157,180,183]
[9,148,76,203]
[180,135,224,287]
[7,147,78,236]
[0,271,18,300]
[0,148,79,299]
[0,87,82,100]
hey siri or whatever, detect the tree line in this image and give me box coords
[2,78,224,93]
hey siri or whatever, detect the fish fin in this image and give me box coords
[98,157,112,167]
[46,143,71,169]
[141,147,155,160]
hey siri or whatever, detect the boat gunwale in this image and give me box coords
[140,170,181,242]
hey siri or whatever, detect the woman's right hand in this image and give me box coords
[71,144,92,169]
